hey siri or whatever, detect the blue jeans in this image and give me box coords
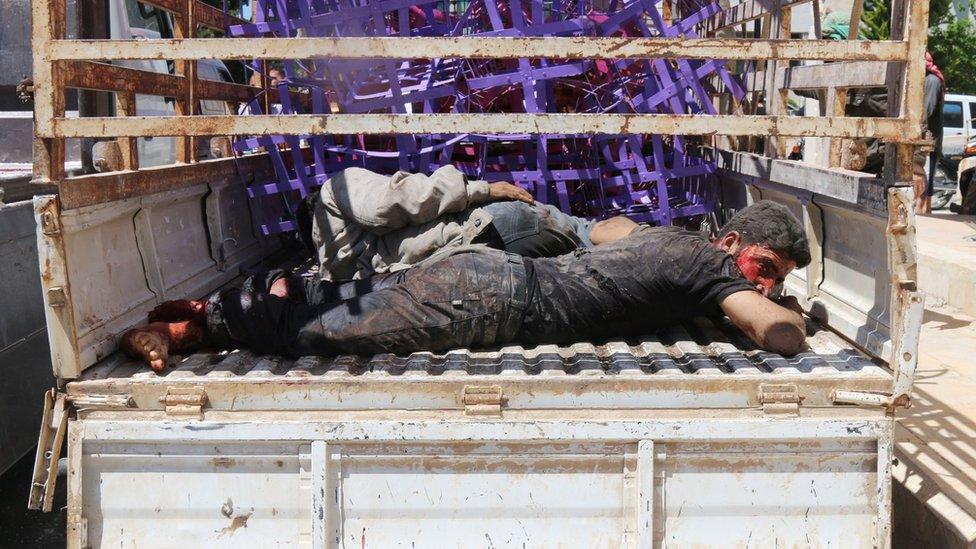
[482,201,595,258]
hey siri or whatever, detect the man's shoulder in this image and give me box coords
[629,225,730,270]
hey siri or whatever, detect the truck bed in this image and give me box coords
[71,314,891,411]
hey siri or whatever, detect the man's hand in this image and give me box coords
[488,182,534,204]
[772,294,805,316]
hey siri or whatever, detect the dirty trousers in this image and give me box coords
[206,252,530,356]
[241,268,409,304]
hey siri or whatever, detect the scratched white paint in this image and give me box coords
[71,419,894,548]
[36,178,269,378]
[82,441,309,548]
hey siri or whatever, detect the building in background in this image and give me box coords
[0,0,80,188]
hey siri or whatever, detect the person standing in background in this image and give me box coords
[916,52,945,214]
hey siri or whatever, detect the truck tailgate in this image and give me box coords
[65,323,892,548]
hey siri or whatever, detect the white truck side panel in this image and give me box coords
[72,415,891,548]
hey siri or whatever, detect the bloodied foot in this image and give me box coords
[121,320,207,371]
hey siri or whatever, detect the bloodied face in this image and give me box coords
[734,244,796,296]
[713,232,797,297]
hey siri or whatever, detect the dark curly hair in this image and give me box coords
[718,201,811,268]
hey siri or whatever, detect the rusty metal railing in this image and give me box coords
[28,0,928,405]
[31,0,929,186]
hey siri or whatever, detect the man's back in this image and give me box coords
[311,166,494,280]
[521,226,756,343]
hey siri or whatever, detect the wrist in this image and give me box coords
[468,180,491,205]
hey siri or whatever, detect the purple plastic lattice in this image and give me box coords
[229,0,742,235]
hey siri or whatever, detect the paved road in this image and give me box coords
[0,449,65,547]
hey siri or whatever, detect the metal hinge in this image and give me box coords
[159,386,208,420]
[28,389,68,511]
[759,383,802,416]
[462,385,506,417]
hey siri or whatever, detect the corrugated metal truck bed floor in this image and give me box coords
[70,316,892,410]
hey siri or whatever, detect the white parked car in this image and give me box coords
[94,0,236,170]
[941,93,976,168]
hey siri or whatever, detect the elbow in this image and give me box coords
[589,217,638,245]
[759,320,807,356]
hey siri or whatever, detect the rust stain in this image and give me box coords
[216,512,252,538]
[212,457,236,468]
[349,455,621,474]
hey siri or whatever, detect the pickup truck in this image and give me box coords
[25,0,928,546]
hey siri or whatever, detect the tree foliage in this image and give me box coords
[859,0,891,40]
[929,18,976,95]
[199,0,250,18]
[860,0,976,94]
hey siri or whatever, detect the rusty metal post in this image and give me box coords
[114,92,139,170]
[886,187,924,408]
[261,60,271,115]
[773,1,792,158]
[31,0,67,183]
[884,0,929,407]
[78,0,109,174]
[882,0,928,188]
[847,0,864,40]
[899,0,929,135]
[173,0,197,163]
[824,0,864,169]
[758,5,775,157]
[811,0,822,38]
[827,88,849,167]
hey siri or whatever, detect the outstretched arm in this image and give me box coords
[719,291,807,355]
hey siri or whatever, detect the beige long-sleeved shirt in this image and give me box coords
[310,165,494,281]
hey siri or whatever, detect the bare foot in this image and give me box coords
[121,320,206,371]
[148,299,206,323]
[123,327,169,371]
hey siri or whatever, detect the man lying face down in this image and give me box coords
[123,200,811,371]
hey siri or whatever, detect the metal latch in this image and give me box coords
[832,390,902,410]
[159,386,208,420]
[39,208,61,235]
[28,389,69,511]
[462,385,506,417]
[759,383,802,416]
[47,287,68,308]
[67,394,135,411]
[16,75,34,103]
